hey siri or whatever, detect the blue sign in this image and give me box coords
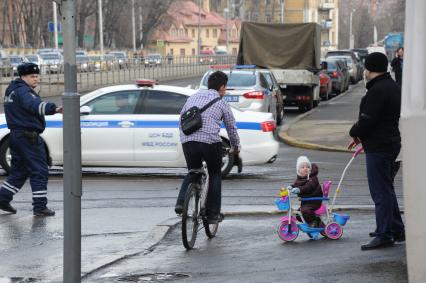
[48,22,62,33]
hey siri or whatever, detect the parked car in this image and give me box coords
[0,80,279,177]
[199,50,216,65]
[323,60,347,95]
[351,48,368,65]
[76,55,92,72]
[39,51,63,73]
[0,50,13,77]
[144,53,162,67]
[9,55,28,76]
[88,55,110,72]
[109,51,129,69]
[199,66,284,126]
[326,50,362,84]
[318,66,332,100]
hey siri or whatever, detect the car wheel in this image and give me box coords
[0,138,11,175]
[221,140,235,177]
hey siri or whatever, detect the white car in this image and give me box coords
[0,80,279,177]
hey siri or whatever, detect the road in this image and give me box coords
[0,79,405,282]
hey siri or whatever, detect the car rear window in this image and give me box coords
[326,61,337,71]
[202,72,256,87]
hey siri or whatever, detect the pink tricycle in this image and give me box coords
[275,147,363,242]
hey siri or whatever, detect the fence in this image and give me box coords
[0,55,237,98]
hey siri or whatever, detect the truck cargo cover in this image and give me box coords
[237,22,320,70]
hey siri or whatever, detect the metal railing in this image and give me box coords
[0,55,237,98]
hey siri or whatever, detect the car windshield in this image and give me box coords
[40,53,60,60]
[26,55,38,62]
[148,55,161,59]
[329,56,353,66]
[89,56,101,61]
[202,71,256,88]
[111,53,126,59]
[76,56,89,62]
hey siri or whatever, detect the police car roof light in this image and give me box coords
[233,64,257,69]
[136,79,156,87]
[209,64,234,69]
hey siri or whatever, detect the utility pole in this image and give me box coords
[53,1,59,49]
[139,5,143,49]
[132,0,136,53]
[197,0,201,55]
[225,0,230,53]
[280,0,285,23]
[61,0,82,282]
[98,0,104,57]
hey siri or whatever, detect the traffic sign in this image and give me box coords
[48,21,62,33]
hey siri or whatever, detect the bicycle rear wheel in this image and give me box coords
[203,218,219,238]
[182,184,200,250]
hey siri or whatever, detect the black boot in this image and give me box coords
[0,201,17,214]
[33,208,55,217]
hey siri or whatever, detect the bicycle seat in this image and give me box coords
[314,204,327,216]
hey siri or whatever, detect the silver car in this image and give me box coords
[199,67,282,125]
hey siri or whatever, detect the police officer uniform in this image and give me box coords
[0,63,60,216]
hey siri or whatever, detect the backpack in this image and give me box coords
[180,97,221,135]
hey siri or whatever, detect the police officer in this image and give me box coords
[0,62,63,216]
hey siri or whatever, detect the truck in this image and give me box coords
[237,22,321,112]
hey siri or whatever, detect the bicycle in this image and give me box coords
[181,163,219,250]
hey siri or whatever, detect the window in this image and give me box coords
[180,48,185,56]
[206,29,210,38]
[259,74,269,89]
[201,72,256,87]
[185,29,188,37]
[263,72,274,90]
[85,91,141,115]
[192,48,196,55]
[170,49,174,55]
[192,29,195,38]
[142,91,188,114]
[213,29,217,38]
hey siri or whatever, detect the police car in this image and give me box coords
[0,80,279,177]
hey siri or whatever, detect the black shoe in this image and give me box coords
[369,231,378,237]
[174,204,183,215]
[0,201,17,214]
[393,231,405,242]
[33,208,55,217]
[361,237,394,251]
[369,231,405,242]
[207,213,224,224]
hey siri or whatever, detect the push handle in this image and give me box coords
[353,146,363,157]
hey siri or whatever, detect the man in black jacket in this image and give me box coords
[390,47,404,87]
[348,52,405,250]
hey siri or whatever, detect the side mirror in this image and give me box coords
[80,105,92,115]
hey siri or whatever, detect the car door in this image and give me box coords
[133,89,188,166]
[80,90,142,165]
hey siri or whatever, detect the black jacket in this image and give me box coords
[390,57,403,85]
[292,164,323,208]
[349,73,401,153]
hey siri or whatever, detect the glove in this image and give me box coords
[291,187,300,194]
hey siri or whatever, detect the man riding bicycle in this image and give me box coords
[175,71,241,224]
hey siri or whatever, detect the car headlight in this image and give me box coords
[145,60,149,64]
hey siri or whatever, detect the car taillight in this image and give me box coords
[261,121,276,132]
[330,71,338,78]
[243,91,264,99]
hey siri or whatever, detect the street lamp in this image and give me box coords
[224,7,229,54]
[197,0,201,55]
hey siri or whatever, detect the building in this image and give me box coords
[213,0,339,56]
[148,0,240,56]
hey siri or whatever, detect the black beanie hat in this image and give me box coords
[18,62,40,76]
[364,52,388,73]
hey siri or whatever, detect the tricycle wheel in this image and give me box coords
[278,221,299,242]
[325,222,343,240]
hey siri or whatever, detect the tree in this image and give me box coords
[76,0,97,48]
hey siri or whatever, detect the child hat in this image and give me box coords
[296,156,311,174]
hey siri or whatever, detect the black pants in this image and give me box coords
[366,145,405,240]
[177,141,222,218]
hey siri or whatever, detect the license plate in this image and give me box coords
[224,95,239,102]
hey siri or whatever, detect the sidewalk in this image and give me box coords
[279,83,365,152]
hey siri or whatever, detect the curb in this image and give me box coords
[278,86,355,153]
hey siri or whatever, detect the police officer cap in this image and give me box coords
[364,52,388,73]
[18,62,40,76]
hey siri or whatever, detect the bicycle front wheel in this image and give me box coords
[182,184,200,250]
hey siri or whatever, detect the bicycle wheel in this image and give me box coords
[203,217,219,238]
[181,183,200,250]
